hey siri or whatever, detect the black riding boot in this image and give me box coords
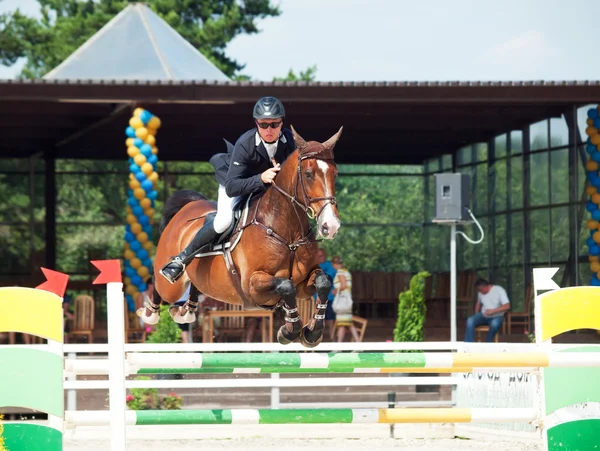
[160,213,219,284]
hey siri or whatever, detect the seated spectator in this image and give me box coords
[464,278,510,342]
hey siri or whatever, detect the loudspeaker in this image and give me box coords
[433,173,471,223]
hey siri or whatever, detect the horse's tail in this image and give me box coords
[159,189,208,236]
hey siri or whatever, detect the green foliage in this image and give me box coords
[273,64,317,82]
[126,376,182,410]
[147,304,182,344]
[0,0,281,79]
[393,271,430,346]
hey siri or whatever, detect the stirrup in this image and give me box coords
[159,257,186,284]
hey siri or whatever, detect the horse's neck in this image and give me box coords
[257,152,308,240]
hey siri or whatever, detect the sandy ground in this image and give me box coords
[60,424,543,451]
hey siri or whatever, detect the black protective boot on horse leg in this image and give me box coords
[300,271,331,347]
[275,278,302,345]
[160,212,219,284]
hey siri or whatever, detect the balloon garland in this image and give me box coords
[123,108,161,311]
[584,105,600,285]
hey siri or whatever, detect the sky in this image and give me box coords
[0,0,597,81]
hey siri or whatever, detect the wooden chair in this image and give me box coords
[506,285,533,335]
[475,325,499,343]
[456,270,476,319]
[65,295,95,344]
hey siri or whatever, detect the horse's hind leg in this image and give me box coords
[297,269,331,348]
[137,283,162,325]
[169,283,200,324]
[249,272,302,344]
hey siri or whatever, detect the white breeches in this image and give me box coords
[213,185,236,234]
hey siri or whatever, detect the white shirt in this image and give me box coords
[478,285,510,317]
[255,132,287,161]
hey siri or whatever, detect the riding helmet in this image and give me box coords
[253,96,285,120]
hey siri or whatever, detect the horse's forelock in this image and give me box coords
[299,141,335,161]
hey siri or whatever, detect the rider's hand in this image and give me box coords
[261,164,280,184]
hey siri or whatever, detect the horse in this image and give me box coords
[138,126,343,347]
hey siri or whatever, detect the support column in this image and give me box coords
[44,152,57,270]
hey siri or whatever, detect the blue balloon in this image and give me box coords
[591,276,600,286]
[141,180,154,192]
[587,201,598,212]
[132,206,144,217]
[143,225,153,235]
[586,143,596,154]
[125,232,136,242]
[589,175,600,187]
[124,259,132,269]
[143,258,153,268]
[130,163,140,174]
[125,294,136,310]
[134,138,144,147]
[588,237,596,247]
[126,126,136,138]
[128,197,138,207]
[130,241,142,252]
[593,178,600,190]
[141,144,153,157]
[148,154,158,165]
[147,190,157,200]
[140,110,153,125]
[594,118,600,130]
[138,215,150,226]
[137,283,147,292]
[129,157,134,165]
[589,108,599,119]
[137,249,149,260]
[591,244,600,255]
[587,171,598,179]
[135,171,147,182]
[131,275,142,286]
[592,151,600,163]
[125,267,136,278]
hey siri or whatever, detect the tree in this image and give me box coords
[0,0,281,79]
[273,64,317,82]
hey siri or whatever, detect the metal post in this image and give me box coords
[67,352,77,412]
[270,373,280,409]
[450,224,457,342]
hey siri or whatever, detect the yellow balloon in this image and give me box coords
[126,138,134,147]
[588,219,599,230]
[124,242,130,250]
[133,108,144,118]
[124,277,131,286]
[134,188,146,200]
[152,146,159,155]
[149,172,159,182]
[145,208,155,219]
[137,232,149,243]
[591,134,600,146]
[137,266,150,278]
[131,223,142,234]
[124,249,135,260]
[587,126,599,136]
[135,127,149,140]
[587,185,598,196]
[131,258,142,269]
[143,241,154,251]
[130,116,144,129]
[592,262,600,273]
[587,160,599,172]
[594,231,600,243]
[588,118,595,126]
[148,116,161,129]
[134,154,147,166]
[140,198,152,209]
[591,255,600,262]
[145,134,156,146]
[125,284,137,295]
[593,193,600,205]
[126,214,137,225]
[128,146,140,158]
[142,163,154,175]
[129,172,135,180]
[129,179,141,190]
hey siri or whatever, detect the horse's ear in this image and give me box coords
[290,125,308,150]
[322,126,343,152]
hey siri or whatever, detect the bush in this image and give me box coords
[126,377,183,410]
[147,304,182,344]
[393,271,430,348]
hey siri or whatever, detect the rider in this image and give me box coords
[159,96,297,283]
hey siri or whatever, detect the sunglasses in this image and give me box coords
[256,120,283,129]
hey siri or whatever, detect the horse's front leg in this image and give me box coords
[169,283,201,324]
[250,271,302,344]
[297,268,330,348]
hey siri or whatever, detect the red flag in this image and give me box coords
[91,259,122,285]
[35,268,69,298]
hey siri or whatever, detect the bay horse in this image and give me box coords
[138,126,343,347]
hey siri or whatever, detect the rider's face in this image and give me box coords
[256,118,283,143]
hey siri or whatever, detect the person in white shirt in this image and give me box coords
[464,278,510,342]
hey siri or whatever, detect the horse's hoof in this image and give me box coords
[299,326,323,348]
[136,307,160,325]
[168,306,196,324]
[277,326,300,345]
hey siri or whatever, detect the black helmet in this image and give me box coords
[253,96,285,120]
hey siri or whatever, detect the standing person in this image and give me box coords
[331,256,360,342]
[317,247,337,337]
[159,96,296,283]
[464,278,510,342]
